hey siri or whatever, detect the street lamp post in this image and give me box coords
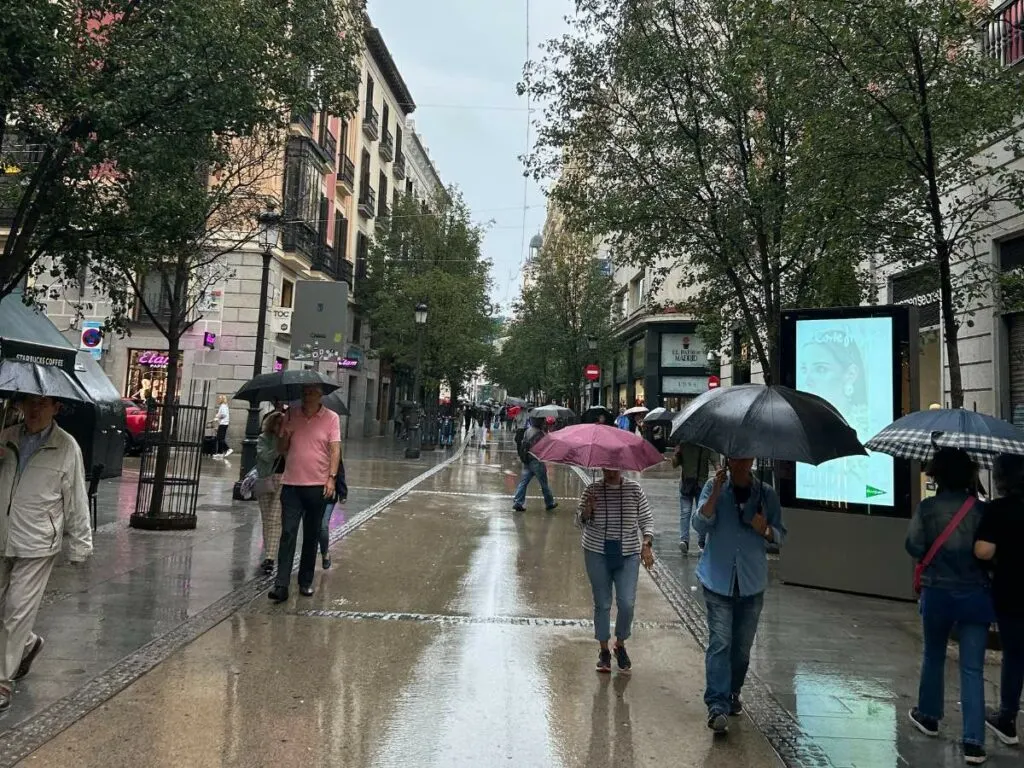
[240,204,282,479]
[587,336,599,407]
[405,302,429,459]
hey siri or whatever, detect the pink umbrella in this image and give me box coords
[530,423,666,472]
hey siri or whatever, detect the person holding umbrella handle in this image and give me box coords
[576,468,655,676]
[694,457,786,736]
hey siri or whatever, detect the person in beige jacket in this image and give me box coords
[0,394,92,711]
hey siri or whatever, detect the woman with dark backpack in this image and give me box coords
[905,448,993,765]
[974,453,1024,748]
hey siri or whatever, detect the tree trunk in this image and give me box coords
[937,243,963,409]
[147,327,181,518]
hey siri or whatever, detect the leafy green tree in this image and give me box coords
[788,0,1024,408]
[524,0,881,382]
[358,192,493,404]
[490,226,615,409]
[0,0,364,299]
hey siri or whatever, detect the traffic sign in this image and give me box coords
[80,321,103,360]
[708,375,721,389]
[584,364,601,382]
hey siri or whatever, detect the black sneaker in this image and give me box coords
[730,694,743,716]
[679,540,689,556]
[260,559,274,575]
[13,635,44,681]
[268,586,288,603]
[707,711,729,734]
[613,643,632,674]
[322,555,331,570]
[963,743,987,765]
[512,505,526,512]
[909,708,939,737]
[545,503,559,512]
[596,648,612,673]
[985,711,1019,746]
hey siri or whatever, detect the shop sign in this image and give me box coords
[661,333,706,368]
[338,345,363,370]
[662,375,708,395]
[138,350,170,367]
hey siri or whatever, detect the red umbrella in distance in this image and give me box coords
[530,423,666,472]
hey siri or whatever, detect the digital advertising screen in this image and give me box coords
[794,317,897,508]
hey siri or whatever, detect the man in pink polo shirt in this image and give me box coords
[268,384,341,602]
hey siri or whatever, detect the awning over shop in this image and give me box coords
[0,291,77,372]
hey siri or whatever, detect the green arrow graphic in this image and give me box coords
[866,485,886,499]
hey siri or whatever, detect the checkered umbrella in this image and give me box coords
[864,409,1024,469]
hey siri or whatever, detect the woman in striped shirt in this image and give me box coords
[577,468,656,673]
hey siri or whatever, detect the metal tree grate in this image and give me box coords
[130,381,211,530]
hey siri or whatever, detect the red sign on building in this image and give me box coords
[708,375,721,389]
[584,364,601,382]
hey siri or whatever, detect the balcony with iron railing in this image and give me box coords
[379,128,394,162]
[311,242,355,284]
[281,220,319,262]
[336,154,356,192]
[358,187,376,218]
[318,126,337,168]
[377,200,391,221]
[393,154,407,180]
[362,106,380,141]
[984,0,1024,67]
[291,109,314,134]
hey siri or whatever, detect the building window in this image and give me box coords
[360,149,371,194]
[137,271,179,320]
[352,316,362,345]
[406,179,414,196]
[378,171,388,216]
[280,279,294,308]
[365,75,375,113]
[334,213,348,261]
[282,137,323,228]
[356,233,369,279]
[382,103,390,136]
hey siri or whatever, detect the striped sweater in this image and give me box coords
[575,479,655,556]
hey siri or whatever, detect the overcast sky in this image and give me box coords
[367,0,571,316]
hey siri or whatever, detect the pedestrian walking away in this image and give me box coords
[255,411,286,575]
[576,469,655,674]
[906,448,992,765]
[213,394,232,458]
[974,453,1024,750]
[695,457,785,735]
[673,441,714,555]
[0,395,93,712]
[268,385,341,603]
[512,417,558,512]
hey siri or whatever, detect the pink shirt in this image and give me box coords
[281,406,341,486]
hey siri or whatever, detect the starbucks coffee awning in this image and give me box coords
[0,292,83,398]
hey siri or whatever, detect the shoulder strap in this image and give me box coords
[921,497,975,568]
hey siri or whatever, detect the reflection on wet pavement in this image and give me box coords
[21,432,781,767]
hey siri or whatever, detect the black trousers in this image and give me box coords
[216,424,228,454]
[276,485,326,589]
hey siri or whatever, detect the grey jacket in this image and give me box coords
[905,491,988,591]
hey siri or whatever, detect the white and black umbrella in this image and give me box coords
[529,404,576,423]
[865,408,1024,469]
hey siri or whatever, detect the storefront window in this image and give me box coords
[634,379,646,406]
[125,349,184,404]
[617,384,627,409]
[631,337,645,376]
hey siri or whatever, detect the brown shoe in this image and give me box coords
[13,635,44,681]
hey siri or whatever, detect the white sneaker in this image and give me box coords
[212,454,224,460]
[223,449,233,458]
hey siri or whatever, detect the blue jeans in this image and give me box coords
[319,502,333,557]
[997,615,1024,719]
[917,587,993,747]
[513,459,555,508]
[679,491,706,546]
[584,549,640,643]
[704,587,764,715]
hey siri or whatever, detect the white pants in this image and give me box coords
[0,555,57,685]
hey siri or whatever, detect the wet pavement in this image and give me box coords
[5,430,1017,767]
[13,433,782,767]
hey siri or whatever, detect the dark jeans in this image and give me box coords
[703,587,764,716]
[216,424,228,454]
[319,462,347,557]
[276,485,326,590]
[998,614,1024,720]
[917,587,992,747]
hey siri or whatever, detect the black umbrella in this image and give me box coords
[669,384,865,465]
[0,360,90,402]
[288,388,350,417]
[530,404,577,423]
[642,407,675,424]
[581,404,612,424]
[234,369,340,404]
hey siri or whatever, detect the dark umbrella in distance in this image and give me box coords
[866,408,1024,469]
[642,407,675,424]
[670,384,865,465]
[582,404,612,424]
[234,369,340,404]
[288,388,350,417]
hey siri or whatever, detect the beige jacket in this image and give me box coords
[0,424,93,561]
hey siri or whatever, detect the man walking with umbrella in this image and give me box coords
[0,395,92,711]
[694,457,786,735]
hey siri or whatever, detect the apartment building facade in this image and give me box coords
[33,20,446,444]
